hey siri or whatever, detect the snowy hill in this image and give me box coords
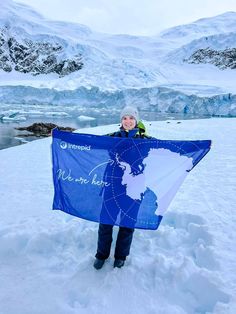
[0,0,162,89]
[0,118,236,313]
[0,0,236,115]
[160,12,236,42]
[165,31,236,66]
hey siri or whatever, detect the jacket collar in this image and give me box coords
[119,127,139,138]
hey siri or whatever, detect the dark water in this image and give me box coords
[0,104,211,150]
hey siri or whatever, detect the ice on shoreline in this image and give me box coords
[77,115,96,121]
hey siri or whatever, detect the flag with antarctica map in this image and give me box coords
[51,128,211,230]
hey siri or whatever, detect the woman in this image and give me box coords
[94,106,150,270]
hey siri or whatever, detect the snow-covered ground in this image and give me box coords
[0,118,235,314]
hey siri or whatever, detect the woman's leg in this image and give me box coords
[95,223,113,260]
[114,227,134,260]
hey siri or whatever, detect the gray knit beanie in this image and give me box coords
[120,106,139,122]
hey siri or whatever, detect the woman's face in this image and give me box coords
[121,115,136,130]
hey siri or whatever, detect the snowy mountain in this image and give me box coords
[165,31,236,65]
[0,0,236,116]
[159,11,236,42]
[0,0,162,89]
[0,30,83,75]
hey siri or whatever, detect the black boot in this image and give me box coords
[114,259,125,268]
[93,258,105,270]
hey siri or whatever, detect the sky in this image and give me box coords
[15,0,236,36]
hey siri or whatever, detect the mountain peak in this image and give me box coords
[1,0,42,16]
[159,11,236,40]
[194,11,236,24]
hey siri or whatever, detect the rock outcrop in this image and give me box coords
[15,123,76,137]
[185,47,236,70]
[0,27,83,76]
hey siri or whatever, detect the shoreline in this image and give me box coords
[0,113,215,151]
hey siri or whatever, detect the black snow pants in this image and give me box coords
[95,223,134,261]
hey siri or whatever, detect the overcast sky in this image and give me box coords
[16,0,236,35]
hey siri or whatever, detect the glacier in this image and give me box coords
[0,85,235,116]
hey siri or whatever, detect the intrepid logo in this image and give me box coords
[60,141,91,151]
[60,141,68,149]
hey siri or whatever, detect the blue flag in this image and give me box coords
[52,129,211,230]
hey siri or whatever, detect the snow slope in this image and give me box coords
[159,11,236,42]
[0,118,235,314]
